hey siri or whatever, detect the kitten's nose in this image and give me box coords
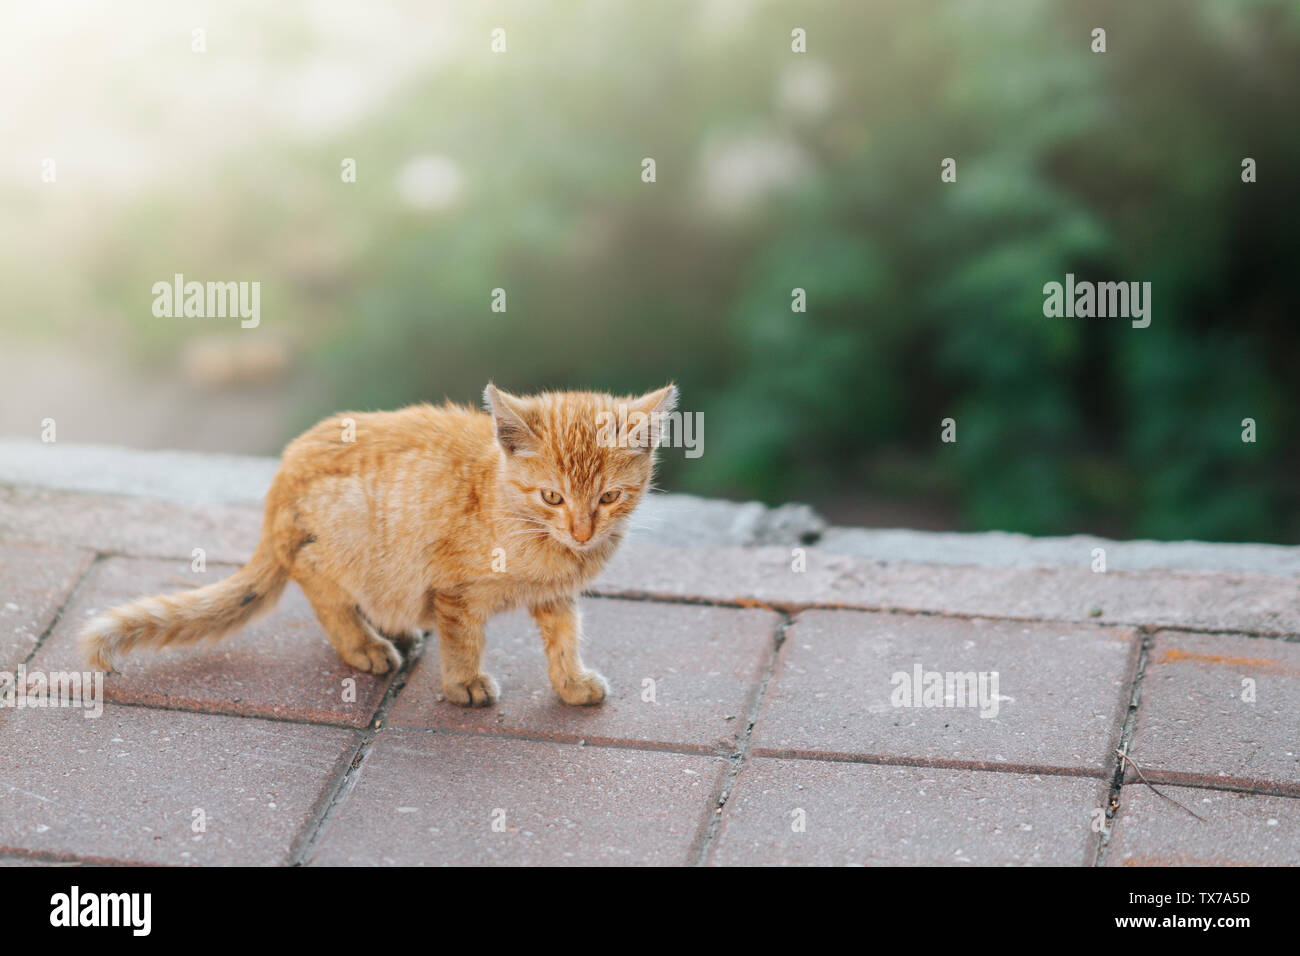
[571,514,594,544]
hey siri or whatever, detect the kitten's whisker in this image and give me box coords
[490,513,550,528]
[505,523,551,537]
[488,510,551,531]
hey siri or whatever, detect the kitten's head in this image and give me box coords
[484,383,677,554]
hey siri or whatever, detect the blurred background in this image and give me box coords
[3,0,1298,542]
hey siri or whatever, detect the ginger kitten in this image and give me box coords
[80,383,677,706]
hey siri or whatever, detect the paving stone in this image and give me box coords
[710,758,1106,865]
[389,598,780,752]
[751,610,1136,774]
[0,705,355,865]
[594,542,1300,635]
[0,543,94,668]
[1126,631,1300,794]
[310,730,724,865]
[31,556,393,727]
[0,484,261,565]
[1107,784,1300,866]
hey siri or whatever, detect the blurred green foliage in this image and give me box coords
[19,0,1300,541]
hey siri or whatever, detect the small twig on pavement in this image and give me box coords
[1115,748,1208,823]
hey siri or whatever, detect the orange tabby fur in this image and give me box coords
[79,383,677,706]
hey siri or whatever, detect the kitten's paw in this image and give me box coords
[557,669,609,706]
[341,636,402,675]
[444,673,500,708]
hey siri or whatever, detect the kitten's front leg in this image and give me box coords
[530,596,608,706]
[432,591,498,707]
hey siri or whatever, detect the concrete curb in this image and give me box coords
[2,437,1298,571]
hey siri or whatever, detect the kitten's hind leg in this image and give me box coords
[298,576,402,675]
[359,610,422,654]
[380,626,423,653]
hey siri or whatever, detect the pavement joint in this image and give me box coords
[287,632,432,866]
[692,611,791,866]
[1095,628,1154,866]
[1110,772,1300,801]
[21,551,102,668]
[0,847,155,867]
[85,695,373,733]
[744,749,1115,780]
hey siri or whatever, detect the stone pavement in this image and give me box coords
[0,440,1297,866]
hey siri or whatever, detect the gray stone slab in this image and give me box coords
[711,758,1107,865]
[390,598,779,752]
[0,705,356,865]
[311,730,725,865]
[0,543,94,668]
[752,610,1135,774]
[1126,631,1300,794]
[1107,784,1300,866]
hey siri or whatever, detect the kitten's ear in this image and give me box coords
[624,383,678,452]
[483,383,539,456]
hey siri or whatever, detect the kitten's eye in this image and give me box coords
[599,489,621,505]
[540,489,563,506]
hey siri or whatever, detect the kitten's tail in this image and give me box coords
[79,543,289,672]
